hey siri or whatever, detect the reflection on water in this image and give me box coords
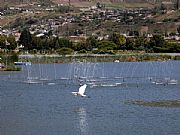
[2,61,180,88]
[75,107,88,135]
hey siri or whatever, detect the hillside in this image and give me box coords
[0,0,51,5]
[49,0,164,8]
[0,0,174,6]
[0,0,177,10]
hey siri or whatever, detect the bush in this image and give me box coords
[56,47,74,55]
[78,49,87,54]
[10,53,18,62]
[32,49,37,54]
[97,40,117,51]
[5,66,21,71]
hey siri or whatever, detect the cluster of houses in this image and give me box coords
[0,2,180,42]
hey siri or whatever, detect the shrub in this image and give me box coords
[78,49,87,54]
[56,47,74,55]
[10,53,18,62]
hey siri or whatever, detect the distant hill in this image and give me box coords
[0,0,174,4]
[49,0,170,8]
[0,0,177,8]
[51,0,177,8]
[51,0,175,4]
[0,0,51,5]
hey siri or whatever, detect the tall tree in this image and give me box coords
[18,28,32,50]
[86,36,98,50]
[7,35,17,50]
[148,35,167,52]
[109,33,126,49]
[118,35,126,50]
[0,35,6,49]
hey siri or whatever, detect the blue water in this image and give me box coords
[0,61,180,135]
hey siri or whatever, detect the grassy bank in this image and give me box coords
[0,66,21,71]
[18,53,180,64]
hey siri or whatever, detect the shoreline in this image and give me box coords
[18,53,180,64]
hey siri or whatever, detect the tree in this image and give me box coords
[118,35,126,50]
[18,28,32,50]
[109,33,126,49]
[7,35,17,50]
[56,47,74,55]
[109,32,120,45]
[148,35,167,52]
[58,38,72,49]
[126,38,136,50]
[134,37,147,50]
[0,35,6,48]
[73,42,86,51]
[55,38,60,49]
[48,37,56,49]
[97,40,117,51]
[9,53,18,63]
[86,36,98,50]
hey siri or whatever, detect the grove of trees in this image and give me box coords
[0,28,180,54]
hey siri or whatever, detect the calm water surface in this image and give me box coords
[0,61,180,135]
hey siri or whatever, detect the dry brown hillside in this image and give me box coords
[50,0,158,8]
[0,0,173,7]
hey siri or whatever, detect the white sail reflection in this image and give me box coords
[76,107,88,135]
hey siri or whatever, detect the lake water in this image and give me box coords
[0,61,180,135]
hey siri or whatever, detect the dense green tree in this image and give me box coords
[43,38,50,50]
[118,35,126,50]
[134,37,146,50]
[9,53,18,63]
[97,40,117,51]
[7,35,17,50]
[19,28,32,50]
[48,37,56,49]
[86,36,98,50]
[55,38,60,49]
[0,35,6,48]
[73,42,86,51]
[47,30,53,37]
[109,32,120,45]
[58,38,73,49]
[32,36,42,50]
[166,42,180,53]
[148,35,167,52]
[125,38,136,50]
[109,33,126,49]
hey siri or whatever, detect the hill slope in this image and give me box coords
[0,0,172,5]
